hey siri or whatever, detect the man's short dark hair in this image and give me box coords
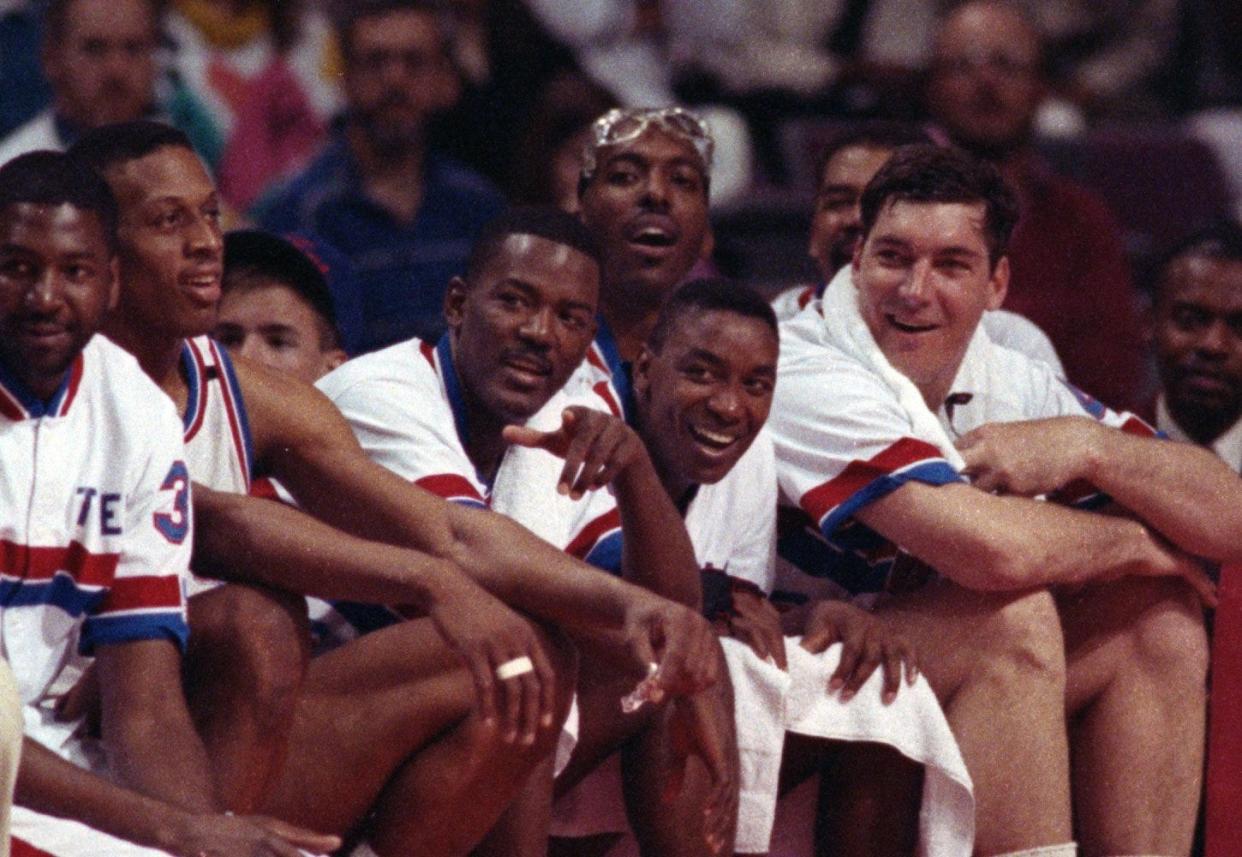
[223,230,343,352]
[859,143,1019,266]
[648,277,778,353]
[68,120,195,177]
[44,0,160,46]
[465,206,602,284]
[814,122,934,190]
[329,0,446,59]
[0,150,119,253]
[1149,221,1242,304]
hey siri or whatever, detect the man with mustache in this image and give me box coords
[317,206,736,857]
[1149,222,1242,468]
[256,0,505,353]
[563,108,939,856]
[0,150,336,857]
[926,0,1146,412]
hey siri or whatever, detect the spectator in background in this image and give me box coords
[1011,0,1180,120]
[510,72,616,212]
[426,0,581,189]
[520,0,755,207]
[926,0,1148,411]
[0,0,160,165]
[0,0,52,139]
[214,230,347,384]
[163,0,343,210]
[1150,222,1242,471]
[256,0,505,354]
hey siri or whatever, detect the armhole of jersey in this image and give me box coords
[209,339,257,489]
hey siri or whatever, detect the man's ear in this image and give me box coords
[699,225,715,261]
[443,276,468,329]
[987,256,1010,310]
[322,348,348,375]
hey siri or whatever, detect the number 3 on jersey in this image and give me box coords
[154,460,190,544]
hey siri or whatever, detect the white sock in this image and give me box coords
[350,843,381,857]
[993,845,1078,857]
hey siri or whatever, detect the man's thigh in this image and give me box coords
[262,618,476,831]
[871,579,1059,703]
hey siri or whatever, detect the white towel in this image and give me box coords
[780,639,975,857]
[818,266,965,470]
[553,637,974,857]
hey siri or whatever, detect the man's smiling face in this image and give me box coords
[634,309,777,488]
[854,199,1007,403]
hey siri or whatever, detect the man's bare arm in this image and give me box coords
[234,357,720,692]
[858,480,1214,600]
[15,641,339,856]
[193,484,562,739]
[16,740,339,856]
[958,416,1242,562]
[193,484,461,607]
[503,406,702,608]
[94,640,215,812]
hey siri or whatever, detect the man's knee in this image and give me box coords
[975,589,1067,689]
[187,584,309,713]
[1129,579,1209,688]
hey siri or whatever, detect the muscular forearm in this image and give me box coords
[102,698,216,814]
[193,485,457,608]
[16,739,195,852]
[445,504,664,634]
[614,453,701,608]
[270,430,673,633]
[1086,428,1242,562]
[860,481,1187,592]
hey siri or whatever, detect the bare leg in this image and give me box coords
[874,581,1072,855]
[555,640,738,857]
[814,740,922,857]
[1060,577,1209,857]
[473,755,556,857]
[621,645,738,857]
[184,583,309,812]
[263,617,575,856]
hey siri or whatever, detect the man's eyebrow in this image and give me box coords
[936,245,986,260]
[680,346,727,365]
[559,297,596,314]
[257,322,300,335]
[870,235,911,248]
[602,152,648,170]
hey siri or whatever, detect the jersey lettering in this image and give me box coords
[74,487,124,536]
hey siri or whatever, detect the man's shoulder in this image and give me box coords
[775,306,898,404]
[317,338,442,419]
[252,136,352,225]
[88,336,180,427]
